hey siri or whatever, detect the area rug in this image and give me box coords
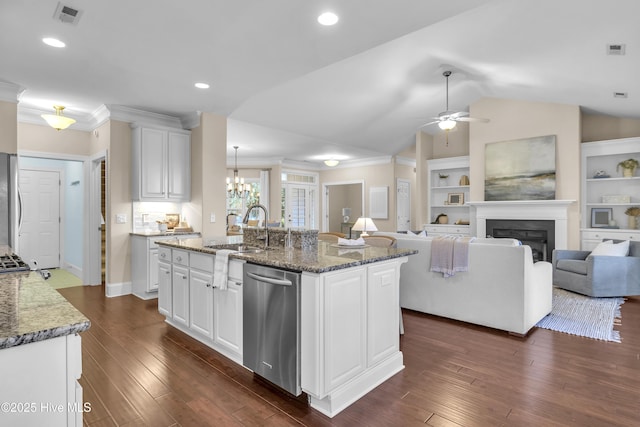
[535,288,624,343]
[46,269,83,289]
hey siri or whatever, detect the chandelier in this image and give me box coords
[41,105,76,130]
[227,146,250,199]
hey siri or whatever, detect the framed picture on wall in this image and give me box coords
[591,208,612,228]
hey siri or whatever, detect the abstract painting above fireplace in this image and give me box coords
[485,135,556,201]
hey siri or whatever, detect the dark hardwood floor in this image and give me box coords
[57,285,640,427]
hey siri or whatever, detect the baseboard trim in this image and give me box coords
[106,282,132,298]
[63,262,83,281]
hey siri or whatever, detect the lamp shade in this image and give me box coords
[41,105,76,130]
[438,119,456,131]
[352,217,377,237]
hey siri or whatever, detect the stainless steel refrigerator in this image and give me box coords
[0,153,20,251]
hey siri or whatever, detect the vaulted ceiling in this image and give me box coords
[2,0,639,166]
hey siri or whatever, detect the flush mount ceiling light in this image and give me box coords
[194,82,210,89]
[324,159,339,167]
[41,105,76,130]
[317,12,339,26]
[42,37,65,48]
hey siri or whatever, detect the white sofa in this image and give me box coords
[375,231,553,335]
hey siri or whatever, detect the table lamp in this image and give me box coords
[352,217,377,237]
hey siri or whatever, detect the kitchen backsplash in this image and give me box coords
[132,202,186,232]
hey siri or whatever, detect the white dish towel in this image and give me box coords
[213,249,235,290]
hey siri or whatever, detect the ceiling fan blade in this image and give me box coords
[418,120,441,128]
[455,116,490,123]
[449,111,469,119]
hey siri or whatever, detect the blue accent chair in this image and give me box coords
[552,240,640,297]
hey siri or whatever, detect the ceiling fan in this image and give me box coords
[421,70,489,131]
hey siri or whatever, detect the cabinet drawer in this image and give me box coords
[582,230,640,241]
[172,249,189,266]
[191,252,214,273]
[158,247,171,262]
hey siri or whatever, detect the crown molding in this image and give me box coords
[180,111,201,129]
[395,156,416,168]
[0,82,24,103]
[105,105,184,129]
[17,106,94,131]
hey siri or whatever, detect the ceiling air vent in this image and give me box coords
[607,44,626,55]
[53,2,83,25]
[613,92,628,99]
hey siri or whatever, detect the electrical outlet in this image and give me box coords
[116,213,127,224]
[210,213,216,223]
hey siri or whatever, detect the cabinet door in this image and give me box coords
[172,266,190,327]
[367,262,399,366]
[148,248,159,291]
[140,128,167,199]
[213,280,243,355]
[322,268,367,394]
[167,132,190,200]
[189,270,214,339]
[158,261,172,317]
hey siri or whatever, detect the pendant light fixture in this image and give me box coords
[41,105,76,130]
[227,146,250,199]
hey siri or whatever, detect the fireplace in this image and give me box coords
[486,219,555,262]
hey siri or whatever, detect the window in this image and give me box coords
[226,180,260,223]
[281,171,318,229]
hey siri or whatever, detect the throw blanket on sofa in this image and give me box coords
[430,235,476,277]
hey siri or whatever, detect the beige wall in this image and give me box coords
[18,122,91,156]
[195,112,227,238]
[320,161,396,232]
[432,124,469,159]
[107,120,132,285]
[415,131,432,226]
[0,101,17,153]
[581,114,640,142]
[469,97,582,248]
[327,183,362,232]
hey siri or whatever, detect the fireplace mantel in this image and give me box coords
[467,200,575,250]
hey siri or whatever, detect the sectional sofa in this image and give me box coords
[375,231,553,335]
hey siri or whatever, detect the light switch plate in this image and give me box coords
[116,213,127,224]
[210,213,216,223]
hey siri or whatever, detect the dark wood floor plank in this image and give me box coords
[58,286,640,426]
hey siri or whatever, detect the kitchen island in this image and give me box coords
[0,271,91,427]
[156,236,416,417]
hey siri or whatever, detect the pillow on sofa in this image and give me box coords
[407,229,427,238]
[588,240,629,257]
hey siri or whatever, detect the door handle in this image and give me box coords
[246,272,292,286]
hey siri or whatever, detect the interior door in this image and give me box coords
[396,179,411,232]
[283,183,317,229]
[19,169,61,269]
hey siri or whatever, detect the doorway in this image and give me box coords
[87,155,106,286]
[322,181,364,235]
[18,168,61,269]
[396,179,411,232]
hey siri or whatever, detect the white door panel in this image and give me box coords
[19,169,60,269]
[396,179,411,232]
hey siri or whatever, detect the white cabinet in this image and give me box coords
[301,258,407,417]
[131,234,199,300]
[426,156,471,236]
[367,262,399,366]
[172,264,190,328]
[190,269,214,339]
[157,246,244,363]
[158,251,172,317]
[132,125,191,201]
[581,138,640,249]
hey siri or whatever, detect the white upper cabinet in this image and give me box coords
[132,125,191,201]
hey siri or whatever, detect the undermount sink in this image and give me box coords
[205,243,265,253]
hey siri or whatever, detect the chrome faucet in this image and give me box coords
[242,203,269,248]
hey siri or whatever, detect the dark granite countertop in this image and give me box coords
[156,237,417,273]
[0,272,91,350]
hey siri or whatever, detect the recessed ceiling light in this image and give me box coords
[317,12,339,26]
[195,82,210,89]
[42,37,65,48]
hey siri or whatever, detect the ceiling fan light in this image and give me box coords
[41,105,76,130]
[438,119,456,131]
[324,159,339,167]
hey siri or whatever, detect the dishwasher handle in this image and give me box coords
[246,271,292,287]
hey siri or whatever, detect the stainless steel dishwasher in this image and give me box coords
[243,263,302,396]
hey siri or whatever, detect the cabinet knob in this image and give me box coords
[160,253,166,258]
[182,275,187,279]
[176,256,182,262]
[206,283,211,287]
[165,271,170,275]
